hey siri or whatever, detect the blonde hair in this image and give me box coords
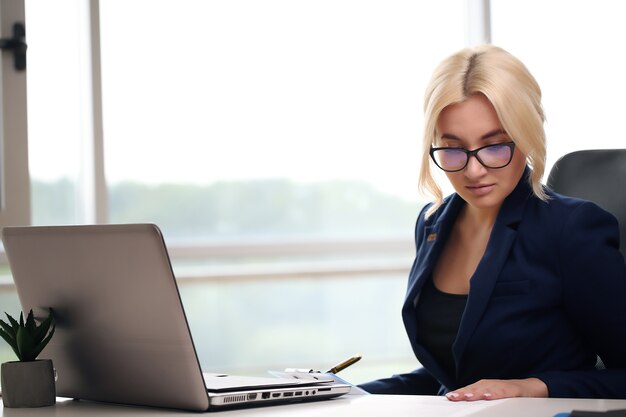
[418,45,548,217]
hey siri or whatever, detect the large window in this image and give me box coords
[9,0,626,383]
[14,0,466,380]
[98,0,464,380]
[16,0,626,382]
[99,1,462,243]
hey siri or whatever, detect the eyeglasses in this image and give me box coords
[429,141,516,172]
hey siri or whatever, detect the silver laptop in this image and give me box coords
[1,224,350,411]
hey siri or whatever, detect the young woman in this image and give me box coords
[359,45,626,400]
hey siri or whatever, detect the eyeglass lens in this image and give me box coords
[432,143,513,171]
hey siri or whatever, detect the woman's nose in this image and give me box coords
[464,154,487,178]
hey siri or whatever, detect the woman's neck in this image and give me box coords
[459,203,501,234]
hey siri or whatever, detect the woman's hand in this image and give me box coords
[445,378,548,401]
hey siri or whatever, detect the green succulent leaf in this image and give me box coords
[33,314,53,344]
[0,328,20,358]
[25,309,36,332]
[30,324,55,360]
[0,328,13,345]
[5,313,20,333]
[16,326,36,361]
[0,318,16,339]
[1,309,56,361]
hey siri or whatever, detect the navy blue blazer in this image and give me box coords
[360,170,626,398]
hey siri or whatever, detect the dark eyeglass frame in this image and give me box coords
[429,141,516,172]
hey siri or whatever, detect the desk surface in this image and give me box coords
[2,395,626,417]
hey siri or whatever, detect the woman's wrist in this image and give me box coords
[520,378,549,397]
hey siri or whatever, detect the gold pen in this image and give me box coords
[326,355,362,374]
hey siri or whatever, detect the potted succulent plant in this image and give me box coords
[0,309,56,408]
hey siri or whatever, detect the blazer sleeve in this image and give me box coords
[357,367,441,395]
[531,201,626,398]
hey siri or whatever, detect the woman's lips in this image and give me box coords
[466,183,495,196]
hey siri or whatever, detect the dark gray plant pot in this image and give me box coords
[1,359,56,408]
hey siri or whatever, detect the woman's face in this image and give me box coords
[435,94,527,212]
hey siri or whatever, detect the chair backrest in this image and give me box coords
[547,149,626,258]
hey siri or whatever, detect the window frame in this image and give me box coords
[0,0,30,228]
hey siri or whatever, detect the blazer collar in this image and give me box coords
[406,167,533,300]
[404,193,464,305]
[491,166,534,227]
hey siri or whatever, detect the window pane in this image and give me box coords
[99,0,464,381]
[181,273,413,380]
[491,0,626,172]
[100,0,464,241]
[26,0,84,225]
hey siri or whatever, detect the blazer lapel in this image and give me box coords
[452,173,533,366]
[405,195,465,307]
[402,194,465,388]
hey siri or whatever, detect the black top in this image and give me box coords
[415,278,468,383]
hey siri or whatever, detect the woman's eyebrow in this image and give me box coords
[439,129,506,142]
[441,129,506,142]
[480,129,507,140]
[440,133,461,141]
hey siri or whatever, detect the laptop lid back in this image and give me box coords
[2,224,210,411]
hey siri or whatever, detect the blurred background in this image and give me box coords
[1,0,625,384]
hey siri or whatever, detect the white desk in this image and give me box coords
[2,395,626,416]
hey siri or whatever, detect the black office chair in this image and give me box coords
[546,149,626,258]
